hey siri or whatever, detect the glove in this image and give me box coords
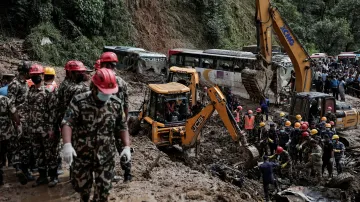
[120,146,131,163]
[334,149,341,153]
[281,162,288,168]
[269,154,275,159]
[268,138,274,143]
[63,143,77,165]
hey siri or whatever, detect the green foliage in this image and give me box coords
[72,0,105,35]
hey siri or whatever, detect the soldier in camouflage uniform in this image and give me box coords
[7,61,33,183]
[26,64,59,187]
[325,106,336,124]
[0,95,20,185]
[61,68,131,202]
[100,52,131,182]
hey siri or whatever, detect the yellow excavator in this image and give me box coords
[255,0,359,141]
[129,82,259,168]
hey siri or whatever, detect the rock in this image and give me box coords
[185,191,204,200]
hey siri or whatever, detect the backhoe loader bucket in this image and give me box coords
[239,144,259,169]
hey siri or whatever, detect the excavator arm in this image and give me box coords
[256,0,312,92]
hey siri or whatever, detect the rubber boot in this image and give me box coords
[121,158,132,183]
[32,169,48,187]
[0,169,4,186]
[80,194,90,202]
[17,164,34,185]
[48,169,59,188]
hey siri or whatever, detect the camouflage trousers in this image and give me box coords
[72,157,115,202]
[31,133,60,170]
[17,136,32,166]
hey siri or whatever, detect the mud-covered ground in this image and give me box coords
[1,53,360,201]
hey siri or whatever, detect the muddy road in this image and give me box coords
[1,57,360,201]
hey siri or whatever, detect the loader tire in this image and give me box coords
[327,172,354,188]
[128,116,141,136]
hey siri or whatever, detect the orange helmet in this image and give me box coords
[256,108,262,113]
[100,52,118,63]
[285,121,291,127]
[29,64,44,75]
[294,122,301,128]
[276,146,284,154]
[92,68,118,94]
[321,117,327,121]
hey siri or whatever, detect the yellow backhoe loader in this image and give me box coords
[129,82,259,168]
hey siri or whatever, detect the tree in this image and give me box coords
[309,18,353,55]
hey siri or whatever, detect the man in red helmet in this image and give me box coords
[325,106,336,124]
[99,52,131,182]
[26,64,59,187]
[306,139,323,184]
[269,146,292,181]
[61,68,131,202]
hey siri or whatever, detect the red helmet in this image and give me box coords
[301,124,308,131]
[237,106,243,110]
[94,59,101,70]
[276,146,284,154]
[68,61,87,71]
[304,121,309,126]
[327,106,332,111]
[330,121,335,126]
[302,131,309,137]
[256,108,262,113]
[29,64,44,74]
[100,52,118,63]
[248,110,253,114]
[64,60,76,70]
[92,68,118,94]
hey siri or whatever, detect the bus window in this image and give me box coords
[169,55,177,66]
[201,58,214,69]
[184,56,199,67]
[218,59,233,71]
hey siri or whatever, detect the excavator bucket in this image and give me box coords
[241,65,274,101]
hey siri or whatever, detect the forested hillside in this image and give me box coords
[0,0,358,66]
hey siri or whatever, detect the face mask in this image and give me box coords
[97,91,112,102]
[327,111,331,113]
[31,75,42,85]
[280,130,285,133]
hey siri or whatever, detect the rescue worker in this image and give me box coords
[277,112,287,127]
[0,74,15,96]
[259,155,279,202]
[289,122,301,164]
[270,146,292,181]
[0,95,20,185]
[254,108,263,140]
[201,86,208,105]
[330,121,336,133]
[44,67,58,92]
[310,129,321,145]
[244,110,255,140]
[99,53,131,182]
[332,135,345,175]
[306,139,323,184]
[7,61,31,183]
[277,127,288,150]
[61,68,131,202]
[267,123,278,155]
[298,131,311,163]
[325,107,336,124]
[322,135,334,178]
[233,106,243,127]
[295,114,302,125]
[260,97,269,121]
[258,122,268,156]
[318,116,327,129]
[27,64,59,187]
[57,61,75,122]
[322,123,334,139]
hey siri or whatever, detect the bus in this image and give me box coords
[103,46,167,74]
[336,52,357,65]
[168,48,293,103]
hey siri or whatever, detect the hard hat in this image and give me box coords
[68,61,87,71]
[304,121,309,126]
[248,110,253,114]
[65,60,76,71]
[18,61,31,73]
[302,131,309,137]
[296,115,302,120]
[301,124,308,131]
[260,122,266,127]
[256,108,261,113]
[276,146,284,154]
[332,134,339,140]
[29,64,44,74]
[100,52,118,63]
[92,68,118,94]
[280,112,285,117]
[237,106,243,110]
[310,129,318,135]
[327,106,332,111]
[321,117,327,121]
[325,123,331,128]
[294,122,301,128]
[94,59,101,70]
[285,121,291,127]
[44,67,56,75]
[330,121,335,126]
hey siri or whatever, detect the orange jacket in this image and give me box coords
[234,111,240,123]
[244,115,255,130]
[26,79,34,87]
